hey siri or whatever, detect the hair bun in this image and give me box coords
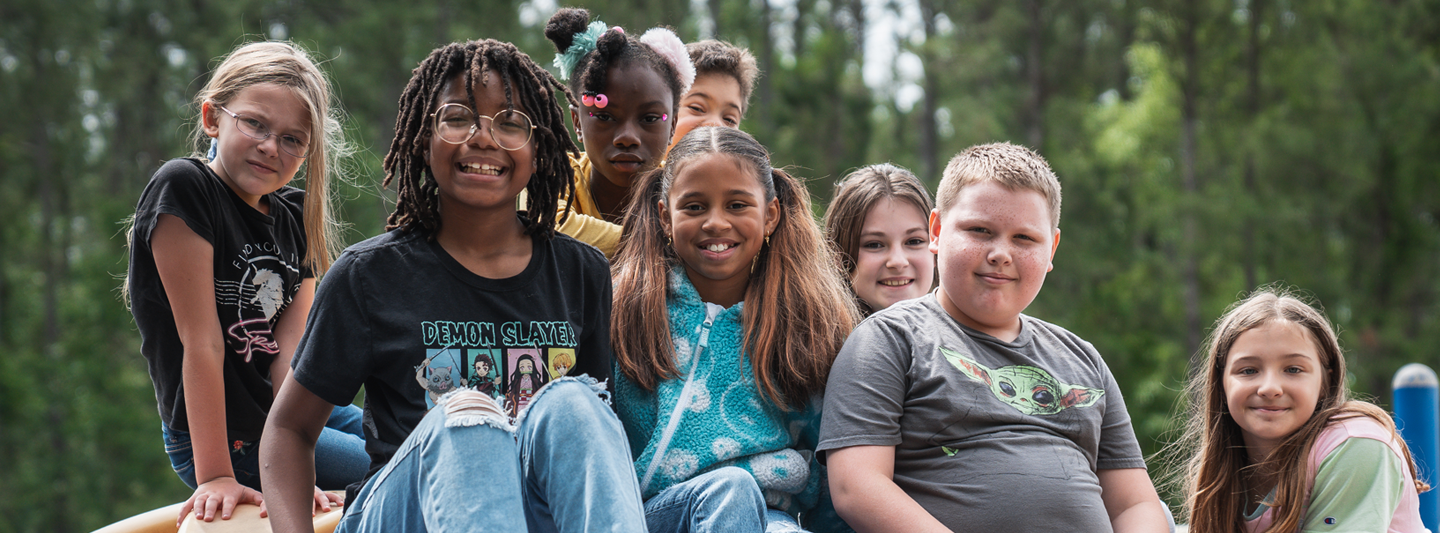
[547,8,609,81]
[544,7,592,53]
[639,28,695,95]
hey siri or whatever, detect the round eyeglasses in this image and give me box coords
[430,104,535,151]
[217,105,311,158]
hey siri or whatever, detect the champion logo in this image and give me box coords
[1323,517,1337,525]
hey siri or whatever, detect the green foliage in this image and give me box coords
[2,0,1439,529]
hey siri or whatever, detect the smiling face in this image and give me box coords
[930,180,1059,341]
[575,62,675,189]
[1223,320,1327,462]
[667,73,744,154]
[428,72,535,218]
[852,197,935,311]
[661,154,779,307]
[202,82,311,211]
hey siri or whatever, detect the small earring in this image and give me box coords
[765,234,770,247]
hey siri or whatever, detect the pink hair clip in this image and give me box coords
[581,94,595,107]
[595,94,608,108]
[613,27,624,34]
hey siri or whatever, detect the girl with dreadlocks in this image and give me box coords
[261,40,645,533]
[541,7,693,258]
[611,126,859,532]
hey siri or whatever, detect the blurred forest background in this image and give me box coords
[2,0,1439,529]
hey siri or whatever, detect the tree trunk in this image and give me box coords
[757,0,776,130]
[918,0,940,182]
[1025,0,1046,150]
[1242,0,1264,291]
[1180,0,1203,363]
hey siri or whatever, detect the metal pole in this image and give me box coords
[1394,363,1439,530]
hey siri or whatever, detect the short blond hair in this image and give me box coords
[935,142,1061,229]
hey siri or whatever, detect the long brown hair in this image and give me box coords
[1176,285,1428,533]
[822,163,936,315]
[611,126,859,409]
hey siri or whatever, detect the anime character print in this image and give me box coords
[507,349,548,416]
[415,348,466,408]
[548,348,575,379]
[941,347,1102,416]
[468,349,503,399]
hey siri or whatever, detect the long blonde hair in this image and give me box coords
[1178,285,1427,533]
[192,40,350,274]
[611,126,859,409]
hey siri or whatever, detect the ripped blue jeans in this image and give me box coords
[163,404,367,490]
[335,377,647,533]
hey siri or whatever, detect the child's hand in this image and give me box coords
[255,486,344,518]
[177,476,264,526]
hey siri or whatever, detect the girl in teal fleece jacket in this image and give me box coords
[610,126,859,533]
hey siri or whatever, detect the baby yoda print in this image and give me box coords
[941,347,1103,416]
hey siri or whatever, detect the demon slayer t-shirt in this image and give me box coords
[817,295,1146,531]
[129,158,310,442]
[291,227,612,484]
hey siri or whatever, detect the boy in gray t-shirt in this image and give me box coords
[818,143,1169,532]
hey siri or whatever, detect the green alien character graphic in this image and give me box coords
[941,347,1103,416]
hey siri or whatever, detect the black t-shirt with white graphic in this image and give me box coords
[129,158,310,442]
[291,227,613,489]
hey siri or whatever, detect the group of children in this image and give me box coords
[123,7,1429,533]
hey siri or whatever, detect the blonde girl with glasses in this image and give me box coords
[125,40,365,527]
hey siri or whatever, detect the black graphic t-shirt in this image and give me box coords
[129,158,310,442]
[291,227,613,486]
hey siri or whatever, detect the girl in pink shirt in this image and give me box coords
[1178,286,1428,533]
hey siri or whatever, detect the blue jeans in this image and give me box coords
[163,404,368,490]
[335,378,646,533]
[644,467,809,533]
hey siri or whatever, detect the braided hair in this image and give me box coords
[544,7,684,113]
[382,39,577,238]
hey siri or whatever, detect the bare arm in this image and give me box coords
[152,214,262,525]
[1098,468,1169,533]
[261,373,336,533]
[269,278,315,398]
[828,445,953,533]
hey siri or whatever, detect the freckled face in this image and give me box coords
[1223,321,1327,461]
[852,198,935,311]
[930,181,1059,339]
[576,63,675,188]
[667,73,744,154]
